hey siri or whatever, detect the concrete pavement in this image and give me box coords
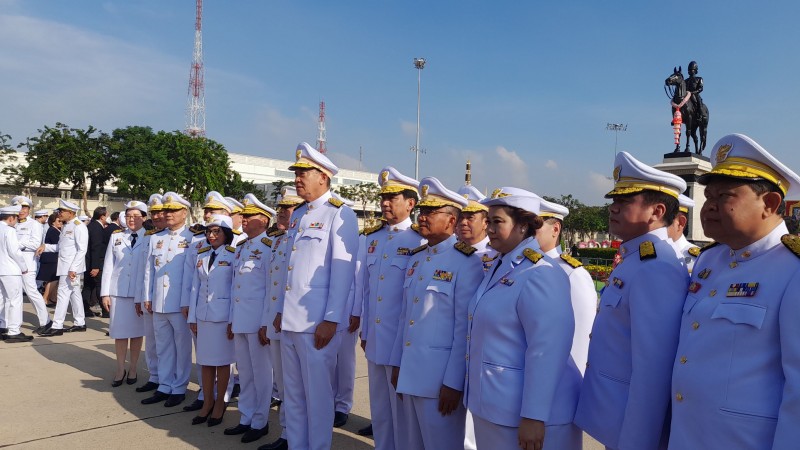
[1,304,601,449]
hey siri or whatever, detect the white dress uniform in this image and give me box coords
[230,229,274,431]
[14,208,50,327]
[142,198,196,396]
[280,142,359,450]
[671,235,699,273]
[545,248,597,375]
[334,246,359,417]
[465,237,581,450]
[668,134,800,450]
[262,227,291,442]
[188,244,236,366]
[0,219,29,336]
[100,228,146,339]
[390,233,483,450]
[45,208,88,331]
[138,193,164,386]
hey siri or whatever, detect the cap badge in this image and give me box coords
[462,193,469,199]
[164,195,173,203]
[613,166,621,182]
[491,188,502,199]
[421,185,429,197]
[295,149,302,160]
[716,144,732,163]
[381,171,389,183]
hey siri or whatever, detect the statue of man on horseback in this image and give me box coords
[665,62,710,154]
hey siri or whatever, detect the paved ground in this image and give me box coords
[1,304,602,449]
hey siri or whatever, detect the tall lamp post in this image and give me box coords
[606,123,627,158]
[412,57,426,180]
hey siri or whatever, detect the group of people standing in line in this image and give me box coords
[2,133,798,450]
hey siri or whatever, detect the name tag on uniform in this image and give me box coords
[432,270,453,282]
[65,231,73,236]
[178,240,189,248]
[218,261,230,267]
[727,282,759,297]
[396,247,410,256]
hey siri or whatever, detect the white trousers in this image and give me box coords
[0,276,23,335]
[465,410,477,450]
[153,312,192,395]
[269,338,287,439]
[235,332,272,429]
[281,330,341,450]
[142,309,159,383]
[52,275,84,329]
[400,394,466,450]
[193,332,233,402]
[334,330,357,414]
[472,414,583,450]
[367,361,404,450]
[21,271,49,326]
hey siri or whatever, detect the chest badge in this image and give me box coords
[156,240,164,249]
[727,282,759,297]
[688,281,701,293]
[697,268,711,279]
[499,277,514,286]
[368,239,378,254]
[612,277,624,289]
[432,270,453,282]
[309,222,324,229]
[290,218,299,229]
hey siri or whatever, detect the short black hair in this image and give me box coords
[0,214,15,221]
[92,206,107,221]
[110,211,120,221]
[638,191,679,226]
[544,216,563,241]
[400,189,419,204]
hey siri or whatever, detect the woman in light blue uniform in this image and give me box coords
[188,215,236,427]
[100,201,148,387]
[464,187,582,450]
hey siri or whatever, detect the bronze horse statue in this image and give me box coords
[665,67,709,154]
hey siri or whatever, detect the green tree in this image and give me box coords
[0,131,18,166]
[543,194,609,245]
[336,182,380,218]
[224,169,266,202]
[269,180,295,206]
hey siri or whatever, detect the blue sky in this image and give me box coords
[2,1,800,205]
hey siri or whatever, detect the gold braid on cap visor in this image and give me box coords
[606,177,680,199]
[203,201,232,213]
[380,181,418,195]
[418,194,464,209]
[241,205,272,218]
[709,157,789,196]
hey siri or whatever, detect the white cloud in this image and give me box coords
[589,171,613,193]
[545,159,558,170]
[400,120,418,138]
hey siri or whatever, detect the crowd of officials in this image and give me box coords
[1,133,798,450]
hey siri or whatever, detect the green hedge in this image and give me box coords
[573,247,617,260]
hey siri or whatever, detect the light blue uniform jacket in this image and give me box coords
[188,245,235,324]
[230,231,272,334]
[574,227,688,450]
[669,222,800,450]
[142,226,196,313]
[464,237,579,428]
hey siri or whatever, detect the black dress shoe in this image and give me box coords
[34,320,53,335]
[333,411,349,428]
[270,397,282,408]
[112,370,127,388]
[5,333,34,343]
[241,425,269,443]
[183,399,204,412]
[192,404,214,425]
[231,383,240,399]
[258,438,288,450]
[224,423,251,435]
[39,327,64,337]
[126,374,138,385]
[141,391,170,404]
[65,325,87,332]
[0,327,7,334]
[164,394,185,407]
[136,381,159,393]
[208,408,226,427]
[357,423,373,436]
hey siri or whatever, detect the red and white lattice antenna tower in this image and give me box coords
[185,0,205,137]
[317,100,327,153]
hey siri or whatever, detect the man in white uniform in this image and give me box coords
[11,196,51,334]
[135,193,164,393]
[668,194,701,273]
[0,204,34,343]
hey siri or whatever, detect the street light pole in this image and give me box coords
[606,123,627,158]
[413,57,426,180]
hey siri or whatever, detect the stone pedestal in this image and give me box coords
[654,152,712,244]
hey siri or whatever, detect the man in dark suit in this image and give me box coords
[83,207,108,317]
[104,211,122,239]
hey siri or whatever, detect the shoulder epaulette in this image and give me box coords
[19,218,26,223]
[328,197,344,208]
[362,223,384,236]
[236,240,246,247]
[410,244,428,255]
[523,248,543,264]
[73,219,81,225]
[560,253,582,268]
[145,229,159,236]
[112,229,123,234]
[699,241,720,254]
[232,229,242,235]
[225,245,236,253]
[198,246,211,254]
[454,241,477,256]
[781,234,800,259]
[410,223,420,233]
[268,229,286,238]
[640,240,657,260]
[190,223,206,236]
[688,246,701,257]
[261,237,273,247]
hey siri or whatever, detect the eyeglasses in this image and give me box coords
[418,209,453,218]
[205,228,223,235]
[126,214,144,219]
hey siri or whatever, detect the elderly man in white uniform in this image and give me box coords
[668,194,701,273]
[390,177,483,450]
[140,192,196,407]
[259,186,304,450]
[11,196,51,334]
[39,199,88,336]
[101,200,148,386]
[535,197,597,375]
[0,204,34,343]
[275,142,358,450]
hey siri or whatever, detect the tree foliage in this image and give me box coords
[336,182,380,217]
[542,194,609,245]
[0,131,19,167]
